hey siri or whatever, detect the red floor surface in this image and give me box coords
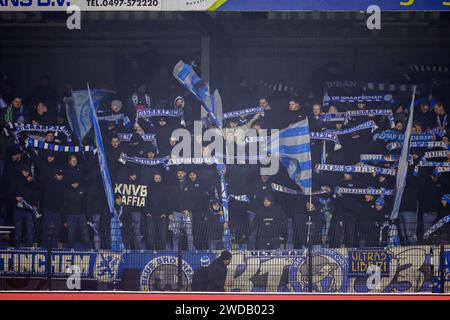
[0,292,449,300]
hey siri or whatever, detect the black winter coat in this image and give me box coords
[191,267,209,292]
[206,258,228,292]
[62,185,86,215]
[39,160,64,212]
[168,179,194,213]
[13,174,38,207]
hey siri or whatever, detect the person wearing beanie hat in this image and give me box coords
[249,194,286,250]
[174,95,194,130]
[442,194,450,206]
[111,100,122,113]
[191,255,211,292]
[39,148,64,248]
[206,250,232,292]
[375,196,385,208]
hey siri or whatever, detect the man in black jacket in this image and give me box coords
[329,173,360,248]
[253,195,286,250]
[293,196,324,249]
[145,172,169,250]
[357,193,385,248]
[12,164,38,247]
[39,151,64,248]
[207,250,232,292]
[1,147,27,226]
[168,166,195,251]
[188,169,208,249]
[106,135,124,183]
[115,168,148,250]
[63,178,90,249]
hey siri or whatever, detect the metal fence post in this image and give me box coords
[47,224,53,291]
[439,243,445,294]
[308,243,313,293]
[177,225,184,291]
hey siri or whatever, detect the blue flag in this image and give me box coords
[270,119,313,195]
[65,89,114,143]
[87,84,124,251]
[389,87,417,247]
[173,60,222,128]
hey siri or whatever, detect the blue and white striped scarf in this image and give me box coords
[165,157,220,166]
[227,194,250,203]
[324,120,377,135]
[360,154,400,163]
[25,137,95,153]
[428,127,446,137]
[387,141,448,151]
[117,133,156,142]
[118,153,168,166]
[321,109,393,123]
[310,132,342,151]
[223,107,263,120]
[414,160,450,176]
[244,136,268,144]
[7,123,72,143]
[418,160,450,167]
[323,94,393,106]
[434,166,450,175]
[424,150,449,159]
[97,113,131,127]
[136,108,182,119]
[373,131,434,142]
[334,187,394,196]
[271,183,329,196]
[315,163,396,176]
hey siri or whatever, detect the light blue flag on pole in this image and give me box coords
[389,86,417,246]
[269,119,313,195]
[65,89,114,143]
[172,60,223,128]
[87,84,124,251]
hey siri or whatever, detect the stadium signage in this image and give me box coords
[2,0,450,11]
